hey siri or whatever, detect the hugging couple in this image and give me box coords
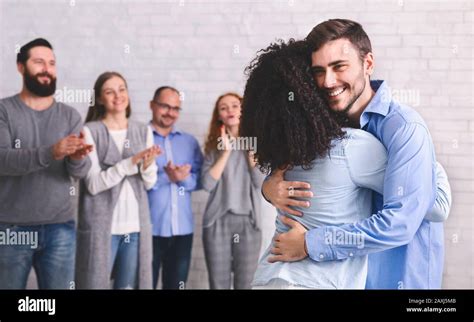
[240,19,452,289]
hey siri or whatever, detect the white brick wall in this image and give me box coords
[0,0,472,289]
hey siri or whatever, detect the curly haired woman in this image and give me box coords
[240,40,450,289]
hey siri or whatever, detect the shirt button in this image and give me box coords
[319,254,324,259]
[349,252,353,257]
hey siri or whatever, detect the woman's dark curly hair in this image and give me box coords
[240,39,346,174]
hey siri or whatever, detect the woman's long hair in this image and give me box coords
[240,39,346,174]
[203,92,242,156]
[85,71,131,123]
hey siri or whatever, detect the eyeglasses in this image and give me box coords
[153,101,182,113]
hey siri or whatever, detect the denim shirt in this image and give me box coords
[253,128,386,288]
[305,80,444,289]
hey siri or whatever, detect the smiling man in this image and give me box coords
[310,38,375,128]
[147,86,203,289]
[0,38,92,289]
[262,19,452,289]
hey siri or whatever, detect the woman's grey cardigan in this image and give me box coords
[75,120,153,289]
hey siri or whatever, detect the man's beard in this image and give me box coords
[158,115,176,128]
[325,73,366,127]
[339,71,366,116]
[23,68,57,97]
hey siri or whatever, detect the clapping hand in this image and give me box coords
[164,161,191,183]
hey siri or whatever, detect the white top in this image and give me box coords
[83,125,158,235]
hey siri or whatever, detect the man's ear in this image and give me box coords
[365,52,374,77]
[17,62,25,75]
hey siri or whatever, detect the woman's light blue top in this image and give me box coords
[252,128,387,289]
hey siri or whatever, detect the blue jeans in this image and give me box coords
[152,234,193,289]
[110,233,139,289]
[0,220,76,289]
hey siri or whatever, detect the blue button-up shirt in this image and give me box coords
[147,125,203,237]
[306,80,443,289]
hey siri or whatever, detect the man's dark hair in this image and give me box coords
[240,39,345,174]
[17,38,53,65]
[153,86,180,101]
[306,19,372,61]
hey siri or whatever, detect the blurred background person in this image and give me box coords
[201,93,265,289]
[0,38,92,289]
[147,86,203,289]
[76,71,159,289]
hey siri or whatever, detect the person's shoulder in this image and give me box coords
[344,128,384,151]
[343,128,387,169]
[84,120,103,132]
[384,101,428,131]
[55,100,77,112]
[0,94,20,113]
[55,101,82,121]
[179,131,199,143]
[0,94,17,106]
[128,119,146,127]
[380,102,432,150]
[344,127,377,140]
[128,119,149,132]
[326,128,378,159]
[203,148,218,161]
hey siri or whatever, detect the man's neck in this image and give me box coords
[152,121,173,137]
[19,88,54,111]
[347,83,376,128]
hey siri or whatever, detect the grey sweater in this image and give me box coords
[201,149,265,229]
[0,94,91,225]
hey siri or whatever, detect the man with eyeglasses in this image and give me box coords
[147,86,203,289]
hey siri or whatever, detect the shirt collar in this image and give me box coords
[149,121,181,137]
[360,80,391,129]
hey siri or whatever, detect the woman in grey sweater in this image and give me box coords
[201,93,265,289]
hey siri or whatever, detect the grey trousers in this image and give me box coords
[203,214,261,289]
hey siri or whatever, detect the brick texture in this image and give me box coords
[0,0,472,289]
